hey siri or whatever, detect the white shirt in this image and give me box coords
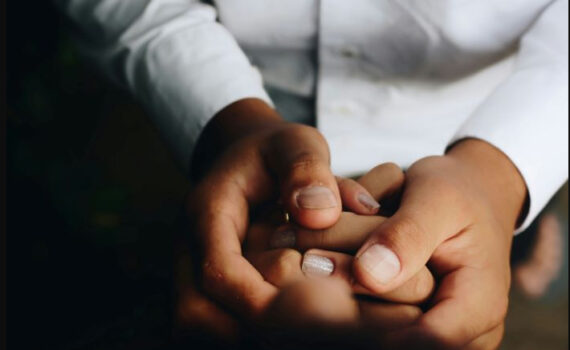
[57,0,568,231]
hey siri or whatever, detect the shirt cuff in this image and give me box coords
[448,64,568,234]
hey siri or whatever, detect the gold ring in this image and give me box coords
[283,210,290,224]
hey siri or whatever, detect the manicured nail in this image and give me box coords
[302,254,334,277]
[269,228,296,249]
[357,193,380,210]
[295,186,337,209]
[357,244,400,285]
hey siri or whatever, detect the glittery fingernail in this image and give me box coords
[302,254,334,277]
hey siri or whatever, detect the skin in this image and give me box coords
[177,159,433,347]
[359,138,527,349]
[244,163,435,305]
[187,98,344,320]
[293,139,527,349]
[184,98,528,349]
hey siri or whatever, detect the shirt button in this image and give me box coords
[340,46,359,58]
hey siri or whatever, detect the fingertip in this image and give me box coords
[356,192,381,213]
[337,177,380,215]
[291,207,342,229]
[353,243,402,293]
[287,185,342,229]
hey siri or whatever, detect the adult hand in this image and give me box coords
[177,161,424,347]
[297,139,527,349]
[187,98,381,320]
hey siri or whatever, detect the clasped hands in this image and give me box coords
[177,99,527,349]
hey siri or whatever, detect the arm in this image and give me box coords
[56,0,351,323]
[449,0,569,232]
[55,0,273,171]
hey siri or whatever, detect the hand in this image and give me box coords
[176,162,431,347]
[297,139,527,349]
[247,163,434,305]
[187,98,380,321]
[239,163,435,348]
[174,216,428,349]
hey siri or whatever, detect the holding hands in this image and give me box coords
[178,99,527,349]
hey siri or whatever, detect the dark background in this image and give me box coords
[6,1,568,349]
[7,2,189,349]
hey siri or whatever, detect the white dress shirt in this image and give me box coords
[57,0,568,231]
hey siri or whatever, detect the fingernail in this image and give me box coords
[302,254,334,277]
[269,228,296,249]
[295,186,337,209]
[357,244,400,285]
[357,193,380,210]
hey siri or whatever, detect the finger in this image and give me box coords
[353,172,471,293]
[263,125,341,229]
[247,248,305,287]
[263,278,426,350]
[385,264,509,349]
[192,178,278,318]
[293,212,387,252]
[336,177,380,215]
[263,277,358,329]
[262,278,361,348]
[248,246,435,305]
[339,163,405,217]
[245,218,280,253]
[247,211,436,305]
[265,214,434,305]
[264,210,384,253]
[416,266,509,348]
[174,244,240,344]
[302,249,435,305]
[357,162,405,211]
[246,248,344,289]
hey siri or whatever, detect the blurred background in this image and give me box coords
[6,2,568,349]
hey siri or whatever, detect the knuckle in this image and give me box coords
[387,216,428,248]
[391,215,422,236]
[270,249,302,283]
[290,152,323,173]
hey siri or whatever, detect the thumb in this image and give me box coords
[353,177,469,293]
[264,124,341,229]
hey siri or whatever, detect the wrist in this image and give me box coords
[446,138,529,230]
[191,98,285,181]
[206,98,284,149]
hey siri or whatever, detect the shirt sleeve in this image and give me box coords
[55,0,273,172]
[448,0,569,233]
